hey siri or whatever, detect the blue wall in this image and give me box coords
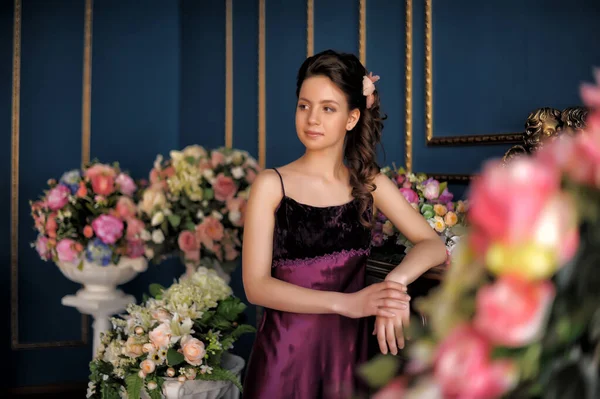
[3,0,600,391]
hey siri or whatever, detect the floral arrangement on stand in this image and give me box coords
[30,161,151,269]
[138,145,260,278]
[372,166,469,266]
[360,70,600,398]
[87,267,255,399]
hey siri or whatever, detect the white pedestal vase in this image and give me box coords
[142,353,245,399]
[57,256,147,357]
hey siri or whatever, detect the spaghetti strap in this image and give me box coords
[272,168,286,197]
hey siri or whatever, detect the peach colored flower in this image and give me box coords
[149,323,172,349]
[45,213,58,238]
[444,211,458,227]
[125,218,145,240]
[433,204,447,217]
[76,181,87,197]
[151,308,171,322]
[213,174,237,202]
[83,225,94,238]
[246,168,257,183]
[195,217,224,251]
[474,275,555,347]
[140,359,156,374]
[178,230,200,253]
[85,164,116,179]
[224,243,239,261]
[180,335,205,366]
[125,336,143,358]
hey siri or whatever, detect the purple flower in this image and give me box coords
[92,215,124,244]
[371,230,384,247]
[438,188,454,204]
[399,188,419,204]
[85,238,113,266]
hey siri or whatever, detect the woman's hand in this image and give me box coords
[374,304,411,355]
[337,281,410,319]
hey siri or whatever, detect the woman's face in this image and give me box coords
[295,75,360,151]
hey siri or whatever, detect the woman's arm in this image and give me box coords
[372,173,447,285]
[242,170,409,318]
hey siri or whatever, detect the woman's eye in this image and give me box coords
[324,107,335,112]
[298,104,308,110]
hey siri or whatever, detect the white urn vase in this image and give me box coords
[58,256,147,357]
[142,353,245,399]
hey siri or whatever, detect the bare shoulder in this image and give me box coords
[247,168,285,209]
[373,172,395,194]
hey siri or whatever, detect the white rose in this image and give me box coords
[141,229,152,241]
[151,212,165,226]
[228,210,241,225]
[202,169,214,180]
[211,211,223,221]
[147,381,158,391]
[145,248,154,259]
[231,166,244,179]
[152,230,165,244]
[182,145,206,159]
[140,188,167,216]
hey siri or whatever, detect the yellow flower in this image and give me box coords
[433,216,446,233]
[382,220,394,236]
[444,211,458,227]
[486,242,557,281]
[433,204,448,216]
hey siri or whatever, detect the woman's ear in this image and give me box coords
[346,108,360,131]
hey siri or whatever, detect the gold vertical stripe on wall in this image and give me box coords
[10,0,22,350]
[258,0,266,168]
[425,0,433,143]
[306,0,314,57]
[405,0,413,172]
[81,0,93,166]
[359,0,366,65]
[225,0,233,148]
[11,0,88,349]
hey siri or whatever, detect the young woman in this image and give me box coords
[241,50,447,398]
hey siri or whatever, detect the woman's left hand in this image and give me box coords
[373,302,411,355]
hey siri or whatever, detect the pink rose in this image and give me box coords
[91,174,115,196]
[422,180,440,200]
[399,188,419,204]
[373,376,407,399]
[195,217,224,252]
[468,158,560,251]
[35,236,52,260]
[46,185,70,210]
[213,173,237,201]
[226,198,247,226]
[434,324,518,399]
[56,238,81,262]
[85,164,116,179]
[178,230,200,252]
[474,275,555,347]
[116,173,136,196]
[116,197,137,219]
[224,243,239,261]
[180,335,205,366]
[246,168,257,183]
[125,218,145,240]
[149,323,172,348]
[92,215,124,244]
[211,151,226,168]
[151,308,171,322]
[126,239,145,258]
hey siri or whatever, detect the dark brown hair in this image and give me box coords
[296,49,386,227]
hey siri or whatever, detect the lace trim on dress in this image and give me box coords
[272,247,371,268]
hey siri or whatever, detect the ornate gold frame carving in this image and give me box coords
[423,0,524,147]
[405,0,413,172]
[11,0,90,350]
[225,0,233,148]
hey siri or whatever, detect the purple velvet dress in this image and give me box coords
[243,169,372,399]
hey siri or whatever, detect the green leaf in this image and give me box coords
[125,374,143,399]
[148,283,165,298]
[148,387,162,399]
[210,315,232,330]
[204,188,214,200]
[216,297,246,321]
[77,259,84,271]
[356,354,401,388]
[168,214,181,228]
[438,181,448,194]
[167,348,185,366]
[196,366,244,392]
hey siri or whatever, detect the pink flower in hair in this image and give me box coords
[362,72,380,109]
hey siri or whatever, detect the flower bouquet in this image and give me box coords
[30,161,151,270]
[139,145,260,277]
[359,70,600,399]
[87,267,255,399]
[372,166,469,266]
